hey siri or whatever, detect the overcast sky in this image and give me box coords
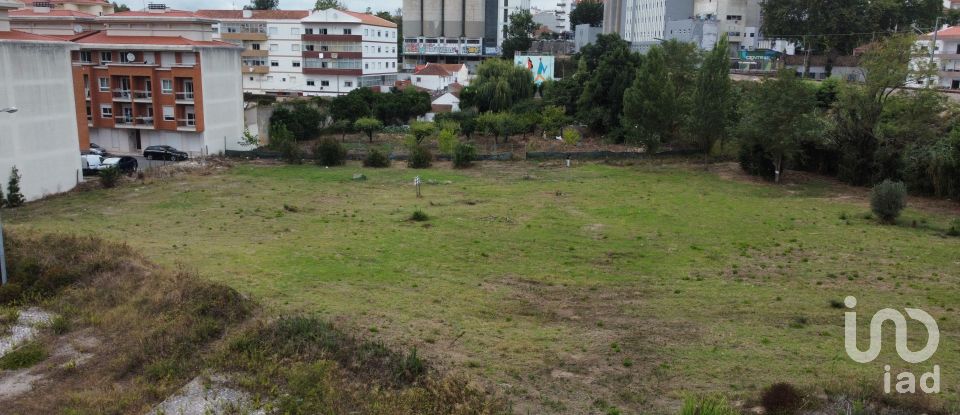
[146,0,557,13]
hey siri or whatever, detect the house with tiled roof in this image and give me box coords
[8,3,99,36]
[412,62,469,92]
[913,26,960,90]
[11,0,113,16]
[0,0,85,201]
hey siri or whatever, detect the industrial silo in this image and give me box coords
[422,0,442,37]
[443,0,463,38]
[464,0,484,39]
[403,0,423,37]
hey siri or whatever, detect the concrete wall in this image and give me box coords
[574,23,601,52]
[200,47,245,153]
[0,41,83,201]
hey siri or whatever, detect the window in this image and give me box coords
[318,28,328,34]
[119,52,133,63]
[271,60,279,67]
[307,80,315,86]
[377,47,381,53]
[292,61,301,67]
[249,77,254,81]
[79,51,92,63]
[292,44,300,51]
[321,80,330,86]
[266,76,274,81]
[99,77,110,92]
[100,51,112,63]
[344,81,352,87]
[161,79,173,94]
[365,63,369,69]
[268,26,278,35]
[291,27,300,35]
[305,28,314,34]
[343,28,352,35]
[252,43,261,50]
[85,103,92,120]
[162,106,174,121]
[100,104,112,118]
[364,29,369,36]
[269,44,279,51]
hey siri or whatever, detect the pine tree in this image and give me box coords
[6,166,25,208]
[622,46,678,153]
[688,35,733,165]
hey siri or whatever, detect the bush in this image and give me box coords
[562,128,582,146]
[680,394,738,415]
[409,209,429,222]
[738,142,776,180]
[314,138,346,167]
[0,342,47,370]
[408,145,432,169]
[5,166,25,207]
[99,166,121,189]
[947,219,960,237]
[363,148,390,168]
[870,179,907,223]
[761,382,803,415]
[453,143,476,169]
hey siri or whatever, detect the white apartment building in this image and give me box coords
[0,0,83,201]
[9,4,100,36]
[200,8,399,97]
[913,27,960,90]
[693,0,762,52]
[11,0,114,16]
[621,0,693,49]
[497,0,531,47]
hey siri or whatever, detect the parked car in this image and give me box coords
[81,154,104,175]
[88,142,107,156]
[144,145,188,161]
[102,156,138,174]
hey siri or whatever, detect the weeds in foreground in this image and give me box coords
[0,342,47,370]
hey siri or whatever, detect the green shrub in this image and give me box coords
[51,315,71,335]
[99,166,122,189]
[738,142,776,180]
[409,209,429,222]
[680,394,738,415]
[761,382,803,415]
[437,127,459,155]
[0,342,47,370]
[562,128,582,146]
[410,121,436,144]
[452,143,476,169]
[870,179,907,223]
[948,219,960,237]
[363,148,390,168]
[314,138,347,166]
[408,145,432,169]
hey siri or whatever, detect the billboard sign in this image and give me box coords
[514,55,555,85]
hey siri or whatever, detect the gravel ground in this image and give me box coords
[148,374,265,415]
[0,308,52,358]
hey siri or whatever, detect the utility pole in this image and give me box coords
[0,106,19,286]
[929,17,943,86]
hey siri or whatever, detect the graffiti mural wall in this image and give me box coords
[514,55,555,85]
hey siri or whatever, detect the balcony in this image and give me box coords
[133,90,153,101]
[113,89,132,100]
[114,116,135,127]
[177,119,197,131]
[221,32,267,41]
[241,49,269,57]
[175,91,195,103]
[241,64,269,74]
[135,116,155,128]
[302,34,362,43]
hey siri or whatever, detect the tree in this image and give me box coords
[354,117,383,142]
[542,77,581,116]
[501,10,538,59]
[688,35,734,164]
[622,46,678,153]
[270,123,302,164]
[111,2,130,12]
[5,166,24,208]
[239,128,260,147]
[539,105,569,137]
[410,121,435,144]
[577,35,641,138]
[569,0,603,27]
[737,70,823,183]
[330,120,352,141]
[313,0,344,10]
[460,59,535,113]
[244,0,278,10]
[375,87,431,125]
[270,101,323,141]
[476,112,519,144]
[375,11,395,22]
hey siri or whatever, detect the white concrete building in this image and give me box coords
[497,0,531,47]
[412,63,469,91]
[620,0,693,50]
[9,4,100,37]
[913,27,960,90]
[0,1,83,201]
[693,0,762,52]
[11,0,114,16]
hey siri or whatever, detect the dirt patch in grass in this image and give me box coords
[491,277,700,414]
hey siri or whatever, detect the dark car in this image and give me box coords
[87,142,107,156]
[144,145,189,161]
[102,156,139,174]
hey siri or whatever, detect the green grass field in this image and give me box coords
[7,160,960,414]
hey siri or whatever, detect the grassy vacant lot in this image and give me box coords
[7,160,960,414]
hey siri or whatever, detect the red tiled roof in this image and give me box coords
[104,9,202,18]
[415,63,452,76]
[928,26,960,39]
[341,10,396,28]
[195,9,310,20]
[72,31,236,47]
[9,9,96,17]
[48,0,110,4]
[0,29,65,41]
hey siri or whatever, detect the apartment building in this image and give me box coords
[914,27,960,90]
[401,0,530,67]
[9,3,100,36]
[0,0,84,201]
[64,6,245,155]
[11,0,114,15]
[199,8,399,97]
